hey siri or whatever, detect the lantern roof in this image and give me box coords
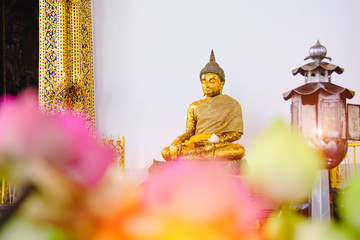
[292,62,344,76]
[283,82,355,101]
[292,40,344,77]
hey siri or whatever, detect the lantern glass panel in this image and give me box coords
[291,99,300,130]
[300,104,317,138]
[319,100,342,139]
[348,104,360,140]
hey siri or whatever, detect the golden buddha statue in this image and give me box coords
[161,50,245,161]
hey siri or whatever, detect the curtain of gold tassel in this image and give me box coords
[39,0,95,133]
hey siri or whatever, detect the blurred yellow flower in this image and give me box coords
[263,208,305,240]
[294,221,354,240]
[338,177,360,232]
[246,119,324,204]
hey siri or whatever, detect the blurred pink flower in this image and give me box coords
[50,114,114,188]
[0,90,113,189]
[0,90,48,158]
[83,162,265,239]
[129,161,265,239]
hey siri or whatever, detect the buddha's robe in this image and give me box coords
[193,94,243,136]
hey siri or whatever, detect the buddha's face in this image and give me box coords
[201,73,224,98]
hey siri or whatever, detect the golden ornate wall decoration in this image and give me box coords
[101,135,125,172]
[39,0,95,132]
[330,141,360,188]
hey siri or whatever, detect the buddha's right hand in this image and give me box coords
[169,142,181,159]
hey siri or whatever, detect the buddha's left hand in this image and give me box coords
[185,133,213,147]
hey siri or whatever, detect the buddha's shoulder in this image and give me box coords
[188,99,207,109]
[221,94,237,101]
[221,94,241,104]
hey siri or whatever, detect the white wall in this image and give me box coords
[92,0,360,168]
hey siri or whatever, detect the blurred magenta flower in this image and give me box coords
[124,161,265,239]
[50,113,114,188]
[0,90,113,189]
[82,162,266,239]
[143,161,257,225]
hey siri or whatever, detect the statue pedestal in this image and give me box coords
[149,159,247,176]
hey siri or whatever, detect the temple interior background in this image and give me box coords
[92,0,360,169]
[1,0,360,239]
[2,0,360,169]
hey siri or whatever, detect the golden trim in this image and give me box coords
[101,135,125,173]
[39,0,95,132]
[331,141,359,188]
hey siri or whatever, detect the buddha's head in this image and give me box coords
[201,73,223,98]
[200,50,225,98]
